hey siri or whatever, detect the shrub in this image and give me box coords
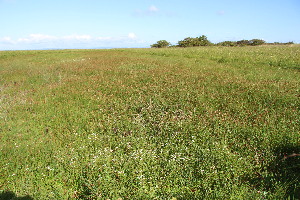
[178,35,212,47]
[237,40,250,46]
[249,39,265,46]
[217,41,237,47]
[151,40,171,48]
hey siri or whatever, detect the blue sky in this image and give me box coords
[0,0,299,50]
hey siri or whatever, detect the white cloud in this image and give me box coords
[149,5,159,13]
[96,36,114,41]
[63,34,92,40]
[17,34,57,43]
[0,33,145,50]
[128,33,137,39]
[132,5,177,18]
[217,10,225,15]
[133,5,160,17]
[0,37,14,44]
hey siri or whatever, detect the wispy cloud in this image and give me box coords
[0,37,14,44]
[62,35,92,40]
[133,5,177,18]
[17,34,57,43]
[133,5,160,17]
[0,33,145,50]
[149,5,159,13]
[217,10,226,16]
[128,33,137,39]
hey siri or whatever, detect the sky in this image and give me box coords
[0,0,299,50]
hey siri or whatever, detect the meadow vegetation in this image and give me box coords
[0,45,299,199]
[151,35,294,48]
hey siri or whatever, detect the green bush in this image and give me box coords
[249,39,266,46]
[178,35,213,47]
[151,40,171,48]
[217,41,237,47]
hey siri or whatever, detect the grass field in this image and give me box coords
[1,45,299,199]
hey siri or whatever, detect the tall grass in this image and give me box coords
[1,46,299,199]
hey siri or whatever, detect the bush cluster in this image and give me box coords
[151,35,212,48]
[217,39,266,46]
[151,35,295,48]
[177,35,212,47]
[150,40,171,48]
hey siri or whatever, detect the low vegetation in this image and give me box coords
[1,46,299,199]
[151,35,295,48]
[150,40,171,48]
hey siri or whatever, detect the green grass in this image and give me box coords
[1,46,299,199]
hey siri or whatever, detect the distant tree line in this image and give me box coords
[151,35,294,48]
